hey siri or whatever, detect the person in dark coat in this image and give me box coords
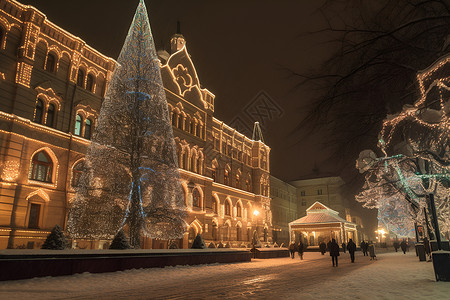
[327,240,332,253]
[289,242,296,259]
[400,239,407,254]
[329,238,340,267]
[347,238,357,263]
[319,241,327,255]
[393,240,399,252]
[361,240,368,256]
[297,240,304,260]
[342,242,346,253]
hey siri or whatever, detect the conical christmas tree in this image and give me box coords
[68,0,187,247]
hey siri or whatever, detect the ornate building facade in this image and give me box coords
[0,0,272,249]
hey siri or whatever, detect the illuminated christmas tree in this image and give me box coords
[68,0,187,247]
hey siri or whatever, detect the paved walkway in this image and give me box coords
[0,251,446,299]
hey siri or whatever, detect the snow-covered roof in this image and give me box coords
[289,201,355,226]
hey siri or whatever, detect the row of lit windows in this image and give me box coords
[171,111,203,139]
[213,138,252,166]
[193,189,244,218]
[299,189,323,196]
[212,167,252,192]
[43,52,96,93]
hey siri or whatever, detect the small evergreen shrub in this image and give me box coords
[191,233,206,249]
[109,229,131,250]
[41,225,67,250]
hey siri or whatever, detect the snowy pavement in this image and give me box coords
[0,251,448,299]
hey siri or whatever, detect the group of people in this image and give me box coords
[319,239,376,266]
[288,240,305,260]
[393,239,410,254]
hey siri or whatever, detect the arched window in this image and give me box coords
[236,174,240,188]
[191,155,196,172]
[212,198,218,214]
[212,223,218,241]
[237,226,242,241]
[34,99,44,124]
[246,180,251,192]
[192,188,201,208]
[190,122,194,134]
[171,112,177,126]
[237,202,242,218]
[72,160,85,188]
[177,115,182,129]
[86,74,95,92]
[74,114,82,136]
[84,118,92,139]
[211,166,216,182]
[182,152,187,169]
[45,53,56,72]
[224,169,229,185]
[184,118,188,131]
[196,124,200,137]
[46,103,55,128]
[196,158,201,174]
[77,69,85,87]
[225,200,231,216]
[29,151,53,182]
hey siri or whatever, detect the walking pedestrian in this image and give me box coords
[361,240,369,256]
[297,240,304,260]
[330,238,340,267]
[347,238,356,263]
[289,241,296,259]
[342,242,346,253]
[400,239,407,254]
[319,241,327,255]
[368,241,377,260]
[393,240,399,252]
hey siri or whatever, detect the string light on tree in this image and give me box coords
[67,0,187,248]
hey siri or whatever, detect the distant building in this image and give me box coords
[270,175,373,245]
[269,175,298,246]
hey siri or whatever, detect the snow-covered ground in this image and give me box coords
[0,251,448,299]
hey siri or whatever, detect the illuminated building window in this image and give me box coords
[34,99,44,124]
[237,202,242,217]
[224,169,229,185]
[236,174,240,188]
[77,69,85,87]
[72,160,85,188]
[45,53,56,72]
[29,151,53,182]
[74,114,82,136]
[192,188,201,208]
[46,103,56,128]
[225,201,231,216]
[28,203,41,229]
[246,180,251,192]
[86,74,95,92]
[211,167,216,182]
[84,118,92,139]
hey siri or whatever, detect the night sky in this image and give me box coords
[21,0,339,182]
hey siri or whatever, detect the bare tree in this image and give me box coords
[293,0,450,174]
